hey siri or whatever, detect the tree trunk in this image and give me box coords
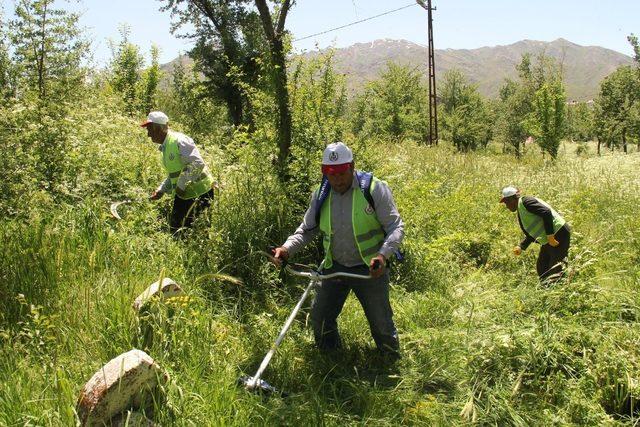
[622,128,627,154]
[597,137,601,156]
[37,0,49,100]
[255,0,293,181]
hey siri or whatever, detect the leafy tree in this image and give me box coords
[496,53,565,158]
[288,51,347,199]
[163,0,294,180]
[109,25,144,115]
[594,65,640,154]
[10,0,87,101]
[6,0,88,193]
[140,45,162,114]
[158,59,228,141]
[439,69,492,152]
[254,0,294,180]
[161,0,263,127]
[525,80,566,159]
[353,63,428,142]
[0,10,16,99]
[628,33,640,64]
[495,56,535,156]
[566,102,595,142]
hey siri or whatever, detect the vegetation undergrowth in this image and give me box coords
[2,120,639,424]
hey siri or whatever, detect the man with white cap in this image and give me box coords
[141,111,215,234]
[272,142,404,357]
[500,186,571,283]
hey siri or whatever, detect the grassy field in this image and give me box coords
[1,131,640,425]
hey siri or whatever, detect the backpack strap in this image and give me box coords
[356,170,375,210]
[313,175,332,226]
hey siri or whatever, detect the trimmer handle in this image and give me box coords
[372,259,382,271]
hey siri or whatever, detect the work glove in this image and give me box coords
[369,255,386,278]
[175,186,186,198]
[513,246,522,256]
[546,234,560,247]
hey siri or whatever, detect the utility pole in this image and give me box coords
[416,0,438,145]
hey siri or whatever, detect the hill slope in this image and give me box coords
[162,38,634,100]
[299,38,633,100]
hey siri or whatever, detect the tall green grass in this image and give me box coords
[1,137,639,425]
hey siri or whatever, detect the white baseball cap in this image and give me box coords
[141,111,169,127]
[500,186,520,202]
[321,142,353,174]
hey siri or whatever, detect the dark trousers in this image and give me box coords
[311,262,399,354]
[537,224,571,284]
[169,189,214,234]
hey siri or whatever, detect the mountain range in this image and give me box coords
[162,38,634,101]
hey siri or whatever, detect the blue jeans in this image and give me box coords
[311,262,399,354]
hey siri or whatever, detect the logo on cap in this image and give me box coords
[329,152,339,162]
[365,204,374,215]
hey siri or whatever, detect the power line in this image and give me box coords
[293,3,418,43]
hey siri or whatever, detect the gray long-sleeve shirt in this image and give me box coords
[156,130,207,194]
[283,173,404,267]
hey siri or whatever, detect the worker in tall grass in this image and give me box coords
[500,186,571,284]
[272,142,405,358]
[142,111,215,235]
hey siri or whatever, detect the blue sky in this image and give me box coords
[4,0,639,66]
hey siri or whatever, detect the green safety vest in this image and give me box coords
[319,178,385,269]
[162,131,214,200]
[517,197,566,245]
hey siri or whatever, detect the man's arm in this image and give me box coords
[176,136,206,193]
[281,191,321,257]
[151,178,172,199]
[371,180,404,260]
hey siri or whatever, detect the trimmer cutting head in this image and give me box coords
[238,375,285,396]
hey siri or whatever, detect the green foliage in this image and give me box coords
[496,54,566,158]
[288,51,348,201]
[594,65,640,152]
[525,80,567,159]
[3,3,640,423]
[495,77,531,156]
[9,0,87,102]
[2,119,640,424]
[162,0,266,128]
[0,10,16,98]
[566,102,595,142]
[440,69,492,152]
[352,63,428,143]
[628,33,640,64]
[109,25,145,115]
[158,60,230,144]
[140,45,162,114]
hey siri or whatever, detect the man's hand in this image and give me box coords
[513,246,522,256]
[271,246,289,267]
[547,234,560,247]
[149,190,163,201]
[369,254,386,278]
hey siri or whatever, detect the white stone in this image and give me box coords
[76,349,166,426]
[133,278,183,311]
